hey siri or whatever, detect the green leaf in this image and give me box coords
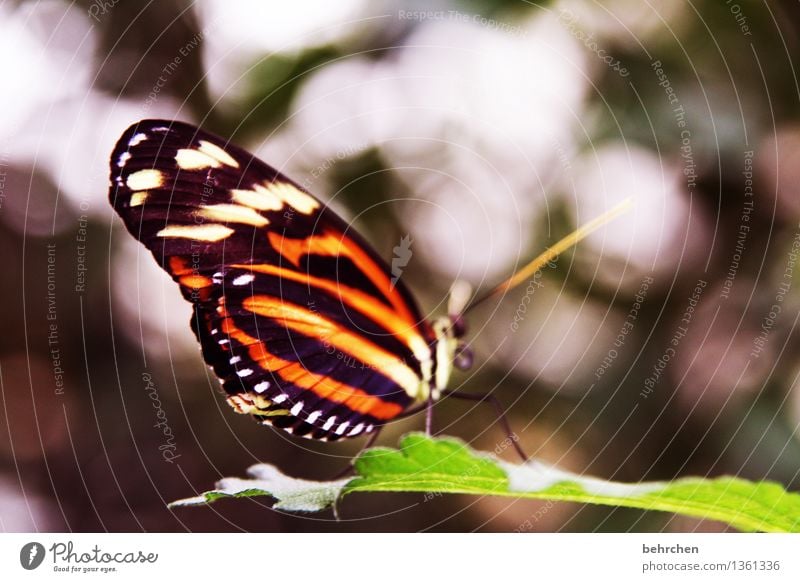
[168,464,349,513]
[170,433,800,532]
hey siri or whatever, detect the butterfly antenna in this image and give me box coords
[462,198,633,315]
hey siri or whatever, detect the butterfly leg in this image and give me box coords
[393,382,449,436]
[445,391,529,462]
[425,385,436,436]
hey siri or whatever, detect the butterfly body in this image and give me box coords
[109,120,466,440]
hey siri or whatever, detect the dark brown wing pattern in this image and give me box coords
[109,119,434,440]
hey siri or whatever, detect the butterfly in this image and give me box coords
[109,119,628,446]
[109,119,477,442]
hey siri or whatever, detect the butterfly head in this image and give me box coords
[428,282,476,394]
[432,315,471,393]
[446,280,475,370]
[447,312,473,371]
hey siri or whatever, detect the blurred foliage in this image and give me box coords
[217,46,342,138]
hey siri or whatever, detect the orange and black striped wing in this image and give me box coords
[109,119,434,440]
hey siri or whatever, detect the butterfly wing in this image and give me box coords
[109,119,434,440]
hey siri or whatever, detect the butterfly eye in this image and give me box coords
[454,343,473,371]
[450,314,468,338]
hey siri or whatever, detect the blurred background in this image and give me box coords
[2,0,800,532]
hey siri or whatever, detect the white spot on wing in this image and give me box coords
[236,368,253,378]
[290,401,304,416]
[322,416,337,431]
[175,148,220,170]
[156,224,234,242]
[198,140,240,168]
[335,421,350,436]
[266,182,319,214]
[196,204,269,227]
[126,169,164,190]
[307,411,322,424]
[229,356,241,364]
[232,274,255,286]
[273,393,288,404]
[230,185,283,211]
[117,151,131,167]
[229,181,320,215]
[129,133,147,146]
[348,423,364,436]
[254,381,270,394]
[129,192,148,207]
